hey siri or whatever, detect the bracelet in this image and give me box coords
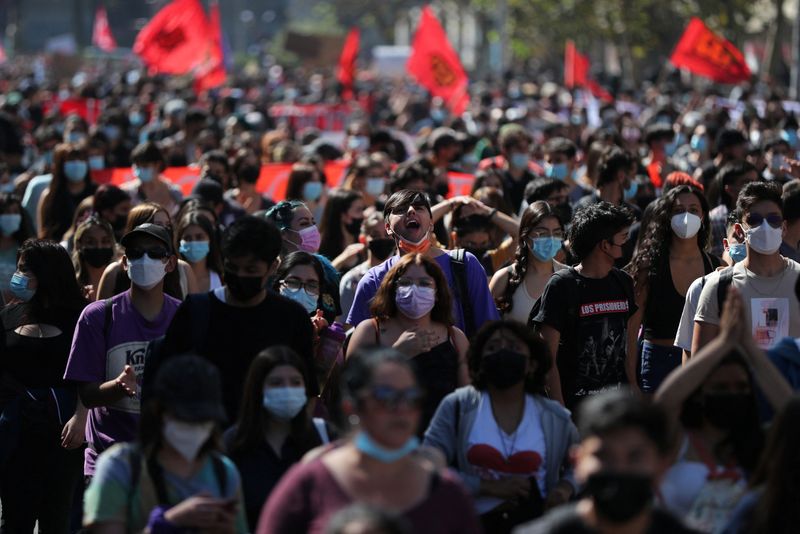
[488,208,498,220]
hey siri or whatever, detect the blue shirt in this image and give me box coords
[345,251,500,333]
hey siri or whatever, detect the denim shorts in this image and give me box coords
[640,341,682,393]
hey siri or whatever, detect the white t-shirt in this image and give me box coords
[674,272,718,351]
[466,392,547,514]
[695,259,800,349]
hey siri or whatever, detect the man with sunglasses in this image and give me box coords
[64,223,181,479]
[346,189,499,336]
[694,181,800,351]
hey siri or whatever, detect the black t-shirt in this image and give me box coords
[502,169,537,213]
[514,504,700,534]
[532,268,636,410]
[159,290,317,420]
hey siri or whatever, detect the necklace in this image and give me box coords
[494,406,523,462]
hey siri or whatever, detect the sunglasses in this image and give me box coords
[367,385,423,410]
[745,213,783,229]
[126,247,169,260]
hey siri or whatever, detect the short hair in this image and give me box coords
[543,137,577,159]
[569,202,634,261]
[93,184,130,214]
[643,123,675,146]
[199,149,230,172]
[221,215,282,264]
[389,160,433,192]
[130,141,166,168]
[452,214,492,239]
[736,181,783,216]
[578,388,672,454]
[383,190,432,220]
[715,128,748,154]
[524,178,569,204]
[763,135,790,154]
[342,347,418,404]
[783,187,800,224]
[467,320,551,395]
[499,125,532,153]
[597,147,635,187]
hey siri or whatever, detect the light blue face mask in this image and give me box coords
[690,135,707,153]
[10,272,35,302]
[510,153,530,170]
[781,129,799,149]
[134,165,155,183]
[365,177,386,197]
[0,181,14,193]
[0,213,21,236]
[63,160,88,182]
[88,155,105,171]
[179,240,210,263]
[728,242,747,263]
[624,180,639,201]
[280,286,318,314]
[531,236,562,262]
[302,181,323,202]
[546,162,569,181]
[354,431,420,463]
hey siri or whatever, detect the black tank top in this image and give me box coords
[373,319,459,434]
[643,253,718,340]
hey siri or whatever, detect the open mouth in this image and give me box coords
[405,219,420,229]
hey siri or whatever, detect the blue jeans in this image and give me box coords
[640,341,682,393]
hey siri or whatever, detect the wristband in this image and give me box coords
[488,208,498,220]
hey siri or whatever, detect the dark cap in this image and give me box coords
[190,178,224,205]
[152,354,227,423]
[120,223,173,252]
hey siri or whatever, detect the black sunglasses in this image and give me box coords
[367,385,423,410]
[126,247,169,260]
[745,213,783,229]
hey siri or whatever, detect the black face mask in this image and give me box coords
[703,392,754,430]
[225,270,265,301]
[345,218,363,237]
[112,215,128,233]
[368,238,395,261]
[482,349,526,389]
[586,472,653,523]
[82,247,114,268]
[239,165,260,184]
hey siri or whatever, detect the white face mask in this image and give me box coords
[262,386,307,420]
[746,222,783,255]
[127,255,167,290]
[163,419,214,462]
[670,212,702,239]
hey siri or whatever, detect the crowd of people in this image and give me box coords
[2,61,800,534]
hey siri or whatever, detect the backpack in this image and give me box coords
[448,249,476,338]
[527,267,636,336]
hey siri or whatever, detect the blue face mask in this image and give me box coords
[129,112,145,127]
[354,431,420,463]
[510,153,530,170]
[624,180,639,201]
[63,160,88,182]
[365,177,386,197]
[134,165,155,183]
[88,155,105,171]
[545,162,569,181]
[10,272,35,302]
[179,240,210,263]
[0,181,13,194]
[280,286,318,314]
[0,213,21,236]
[728,242,747,263]
[302,181,324,202]
[781,129,799,149]
[690,135,707,153]
[531,236,562,262]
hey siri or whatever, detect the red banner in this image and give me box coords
[43,98,103,124]
[670,18,751,84]
[268,104,355,132]
[133,0,210,75]
[447,171,476,198]
[337,28,360,101]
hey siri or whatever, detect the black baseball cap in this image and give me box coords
[153,354,227,423]
[120,223,173,252]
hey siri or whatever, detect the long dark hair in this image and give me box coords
[628,184,710,289]
[679,351,764,474]
[747,397,800,534]
[72,215,116,285]
[16,239,86,320]
[497,201,562,315]
[40,143,94,241]
[285,163,323,201]
[370,253,454,325]
[319,189,362,261]
[229,346,320,455]
[175,211,224,275]
[0,193,34,245]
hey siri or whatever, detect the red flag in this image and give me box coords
[134,0,210,75]
[92,5,117,52]
[670,18,751,83]
[337,28,359,101]
[194,1,226,92]
[564,41,613,102]
[407,6,469,115]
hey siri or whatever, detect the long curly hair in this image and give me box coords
[627,185,710,288]
[497,201,562,315]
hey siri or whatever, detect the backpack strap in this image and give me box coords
[209,453,228,496]
[716,267,734,314]
[448,249,475,338]
[313,418,330,444]
[138,450,228,507]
